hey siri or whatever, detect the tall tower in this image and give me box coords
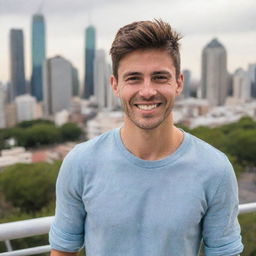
[182,69,191,98]
[10,29,26,100]
[0,83,6,128]
[201,38,228,106]
[43,56,72,115]
[83,25,96,99]
[247,64,256,98]
[232,68,250,102]
[94,49,108,109]
[31,13,46,102]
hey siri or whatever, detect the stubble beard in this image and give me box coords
[121,97,174,130]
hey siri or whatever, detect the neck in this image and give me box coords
[120,114,184,161]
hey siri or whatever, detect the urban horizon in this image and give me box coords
[1,0,256,84]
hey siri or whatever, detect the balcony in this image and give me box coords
[0,202,256,256]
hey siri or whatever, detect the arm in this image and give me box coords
[49,148,86,253]
[50,249,77,256]
[202,159,243,256]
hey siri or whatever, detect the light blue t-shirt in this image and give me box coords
[49,128,243,256]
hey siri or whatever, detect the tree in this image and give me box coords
[17,119,54,128]
[59,122,83,142]
[22,124,61,147]
[225,129,256,166]
[0,162,60,213]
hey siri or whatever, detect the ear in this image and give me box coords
[110,75,120,97]
[175,73,184,96]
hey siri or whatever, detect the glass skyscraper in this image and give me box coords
[31,14,46,101]
[83,25,96,99]
[10,29,26,100]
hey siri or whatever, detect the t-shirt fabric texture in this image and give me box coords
[49,128,243,256]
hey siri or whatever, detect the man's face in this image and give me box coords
[111,49,183,130]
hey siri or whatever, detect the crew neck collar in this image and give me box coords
[113,127,190,168]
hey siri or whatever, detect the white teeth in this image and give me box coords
[137,104,157,110]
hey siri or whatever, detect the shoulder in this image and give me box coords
[65,128,117,163]
[56,129,117,190]
[184,132,237,199]
[186,132,231,169]
[184,132,235,185]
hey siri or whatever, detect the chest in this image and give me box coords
[82,167,207,236]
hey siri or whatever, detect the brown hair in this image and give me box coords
[110,19,182,80]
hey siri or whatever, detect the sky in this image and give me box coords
[1,0,256,84]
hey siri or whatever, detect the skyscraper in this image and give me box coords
[0,83,6,128]
[43,56,72,115]
[182,69,191,98]
[201,38,228,106]
[31,13,46,102]
[72,67,80,97]
[232,68,250,102]
[94,49,108,109]
[83,25,96,99]
[10,29,26,100]
[247,64,256,98]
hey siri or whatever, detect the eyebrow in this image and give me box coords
[123,70,172,78]
[151,70,172,76]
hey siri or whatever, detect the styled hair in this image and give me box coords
[110,19,182,79]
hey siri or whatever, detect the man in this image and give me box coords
[49,19,243,256]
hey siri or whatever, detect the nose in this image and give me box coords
[138,80,157,99]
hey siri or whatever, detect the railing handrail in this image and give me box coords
[238,202,256,214]
[0,202,256,256]
[0,216,54,241]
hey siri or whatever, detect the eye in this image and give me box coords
[125,76,141,83]
[152,75,169,83]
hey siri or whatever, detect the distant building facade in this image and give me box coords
[43,56,72,115]
[94,49,109,109]
[182,69,191,98]
[31,13,46,101]
[106,63,120,109]
[201,38,228,106]
[72,66,80,97]
[232,68,250,102]
[0,84,6,128]
[83,25,96,99]
[5,103,17,127]
[15,94,37,122]
[247,64,256,98]
[9,29,26,100]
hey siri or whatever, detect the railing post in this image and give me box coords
[4,240,12,252]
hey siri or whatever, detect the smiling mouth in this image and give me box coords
[135,103,162,110]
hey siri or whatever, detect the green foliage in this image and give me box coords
[186,116,256,169]
[0,162,60,214]
[0,161,60,255]
[219,116,256,135]
[16,119,54,128]
[190,126,227,151]
[21,124,61,147]
[0,119,83,149]
[224,129,256,166]
[60,122,83,141]
[239,213,256,256]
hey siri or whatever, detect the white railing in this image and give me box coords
[1,202,256,256]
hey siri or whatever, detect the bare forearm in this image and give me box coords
[50,249,78,256]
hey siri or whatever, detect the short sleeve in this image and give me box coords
[202,159,243,256]
[49,148,86,252]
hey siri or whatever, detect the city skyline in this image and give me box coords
[0,0,255,83]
